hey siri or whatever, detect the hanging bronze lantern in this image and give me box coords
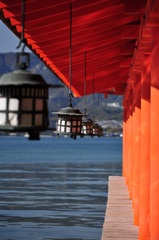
[99,126,104,137]
[56,106,83,139]
[98,125,104,137]
[81,117,93,136]
[92,121,100,137]
[92,121,104,137]
[0,52,50,140]
[0,0,64,140]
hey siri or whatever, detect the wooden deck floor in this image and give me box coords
[101,176,138,240]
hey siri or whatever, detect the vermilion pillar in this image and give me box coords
[139,54,150,240]
[122,102,128,179]
[132,74,141,226]
[123,99,129,186]
[150,27,159,240]
[126,90,134,197]
[122,120,126,177]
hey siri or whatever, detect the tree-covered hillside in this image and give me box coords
[0,53,123,128]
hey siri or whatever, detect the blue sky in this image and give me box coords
[0,21,19,52]
[0,20,30,53]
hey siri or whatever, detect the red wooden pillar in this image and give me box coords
[132,91,135,208]
[124,106,130,185]
[139,54,151,240]
[122,120,126,177]
[126,90,134,197]
[132,73,141,226]
[150,27,159,240]
[125,100,130,185]
[122,101,127,178]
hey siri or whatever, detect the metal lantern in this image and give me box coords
[92,122,103,137]
[0,53,50,140]
[0,0,56,140]
[92,122,100,137]
[56,106,83,139]
[81,117,93,136]
[98,125,104,137]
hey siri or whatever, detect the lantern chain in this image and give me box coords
[84,51,87,115]
[69,1,73,107]
[17,0,26,51]
[92,74,95,121]
[16,0,30,70]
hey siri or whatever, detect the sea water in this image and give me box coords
[0,136,122,240]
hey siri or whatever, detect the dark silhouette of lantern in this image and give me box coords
[99,125,104,137]
[56,106,83,139]
[0,52,50,140]
[81,117,93,136]
[92,122,100,137]
[0,0,63,140]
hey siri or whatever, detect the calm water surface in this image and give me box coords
[0,136,122,240]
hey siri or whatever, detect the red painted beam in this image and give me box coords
[124,0,146,14]
[120,56,132,67]
[146,0,159,26]
[121,42,136,55]
[121,25,140,39]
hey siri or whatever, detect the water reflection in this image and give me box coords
[0,137,122,240]
[0,162,121,240]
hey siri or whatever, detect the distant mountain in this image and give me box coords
[0,52,123,127]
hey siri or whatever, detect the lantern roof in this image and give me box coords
[57,106,83,115]
[82,117,93,123]
[93,121,100,127]
[0,69,49,86]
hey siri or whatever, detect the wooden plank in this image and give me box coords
[101,176,138,240]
